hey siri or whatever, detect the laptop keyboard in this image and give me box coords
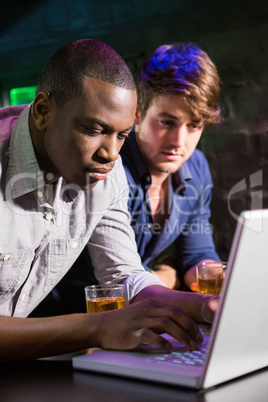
[144,336,210,368]
[148,345,207,366]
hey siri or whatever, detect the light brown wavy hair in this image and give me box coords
[136,42,222,125]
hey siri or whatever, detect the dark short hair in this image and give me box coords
[37,39,136,107]
[136,42,222,125]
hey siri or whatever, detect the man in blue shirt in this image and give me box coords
[120,42,222,290]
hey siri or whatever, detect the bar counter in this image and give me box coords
[1,352,267,402]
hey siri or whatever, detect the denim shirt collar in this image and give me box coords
[6,105,78,202]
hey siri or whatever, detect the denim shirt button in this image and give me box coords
[44,212,53,221]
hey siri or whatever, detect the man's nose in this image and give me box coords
[97,135,120,162]
[170,125,187,148]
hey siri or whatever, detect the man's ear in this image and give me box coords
[31,92,52,131]
[134,108,141,126]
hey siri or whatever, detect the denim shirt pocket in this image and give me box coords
[0,249,35,299]
[44,237,87,291]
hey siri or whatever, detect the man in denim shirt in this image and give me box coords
[120,43,222,290]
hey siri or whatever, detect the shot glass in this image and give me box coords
[196,261,227,295]
[85,284,125,313]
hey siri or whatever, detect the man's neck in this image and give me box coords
[148,174,171,227]
[150,170,169,187]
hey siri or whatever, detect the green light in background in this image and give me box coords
[10,86,37,106]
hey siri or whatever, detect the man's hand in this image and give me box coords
[95,299,203,351]
[151,264,180,289]
[200,296,219,323]
[132,285,219,325]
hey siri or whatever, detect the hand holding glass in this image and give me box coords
[85,284,125,313]
[196,262,227,295]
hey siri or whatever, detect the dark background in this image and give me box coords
[0,0,268,260]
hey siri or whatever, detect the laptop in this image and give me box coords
[72,209,268,389]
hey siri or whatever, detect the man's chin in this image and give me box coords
[81,181,99,190]
[155,163,183,175]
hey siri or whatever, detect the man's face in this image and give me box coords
[135,95,204,177]
[37,77,136,189]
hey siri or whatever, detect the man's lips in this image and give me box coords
[161,151,183,161]
[87,167,113,181]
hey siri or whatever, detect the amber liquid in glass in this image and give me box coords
[198,276,224,295]
[86,297,125,313]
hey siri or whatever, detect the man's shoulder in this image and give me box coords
[187,149,210,171]
[0,104,28,118]
[180,149,212,185]
[189,148,207,163]
[0,105,29,144]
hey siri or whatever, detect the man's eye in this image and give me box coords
[84,127,101,135]
[188,123,202,130]
[117,133,128,141]
[160,120,175,126]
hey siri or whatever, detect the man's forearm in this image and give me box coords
[0,314,99,361]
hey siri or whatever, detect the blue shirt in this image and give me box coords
[120,132,220,281]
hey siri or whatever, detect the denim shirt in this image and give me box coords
[120,132,220,280]
[0,106,163,317]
